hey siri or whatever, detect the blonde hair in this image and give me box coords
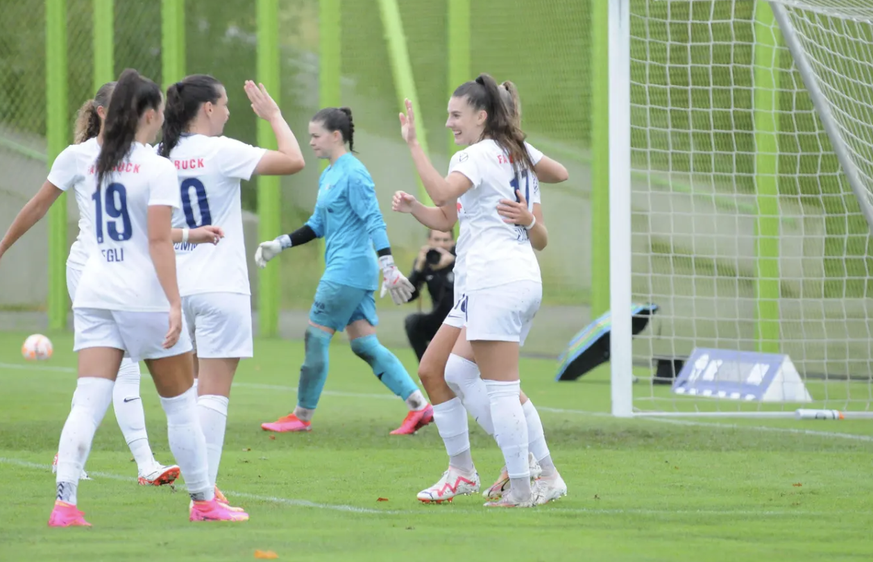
[73,81,116,144]
[498,80,522,129]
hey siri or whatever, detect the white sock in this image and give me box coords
[432,397,474,472]
[160,386,213,502]
[522,399,556,477]
[444,354,494,436]
[485,379,530,499]
[56,377,114,504]
[112,358,156,474]
[197,394,229,489]
[405,389,428,411]
[293,406,315,422]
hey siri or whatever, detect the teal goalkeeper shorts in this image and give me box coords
[308,279,379,332]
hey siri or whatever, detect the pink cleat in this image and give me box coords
[390,404,434,435]
[214,486,246,513]
[261,413,311,433]
[189,499,249,522]
[48,501,91,527]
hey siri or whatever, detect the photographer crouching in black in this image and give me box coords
[405,229,455,362]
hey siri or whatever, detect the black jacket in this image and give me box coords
[407,249,455,316]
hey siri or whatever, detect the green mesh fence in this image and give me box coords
[0,0,596,355]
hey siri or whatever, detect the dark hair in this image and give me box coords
[74,81,116,144]
[499,80,522,129]
[452,73,532,172]
[96,69,162,188]
[158,74,223,158]
[311,107,355,153]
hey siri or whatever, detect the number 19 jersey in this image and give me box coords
[167,134,266,297]
[73,143,182,312]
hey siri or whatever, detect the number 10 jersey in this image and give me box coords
[167,134,266,297]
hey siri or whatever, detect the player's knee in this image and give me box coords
[350,334,379,365]
[116,359,141,381]
[444,353,477,389]
[417,353,444,387]
[302,326,331,373]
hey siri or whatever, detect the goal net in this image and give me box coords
[624,0,873,416]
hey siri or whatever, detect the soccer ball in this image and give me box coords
[22,334,53,361]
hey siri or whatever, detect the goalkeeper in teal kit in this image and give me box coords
[254,106,434,435]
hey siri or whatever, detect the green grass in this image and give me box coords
[1,330,873,561]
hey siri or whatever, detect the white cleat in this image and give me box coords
[417,466,480,504]
[138,463,181,486]
[533,472,568,505]
[483,453,542,500]
[51,453,90,480]
[484,485,542,508]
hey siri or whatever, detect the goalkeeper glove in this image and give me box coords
[254,234,291,269]
[378,255,415,305]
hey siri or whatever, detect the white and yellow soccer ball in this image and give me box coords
[22,334,53,361]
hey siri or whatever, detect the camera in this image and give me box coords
[425,248,442,265]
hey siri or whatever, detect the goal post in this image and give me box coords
[609,0,873,417]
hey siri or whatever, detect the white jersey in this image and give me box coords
[451,140,543,293]
[73,143,182,312]
[167,134,266,296]
[46,137,101,269]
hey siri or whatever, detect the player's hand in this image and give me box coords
[392,190,418,214]
[378,255,415,305]
[189,225,225,245]
[163,302,183,349]
[245,80,281,122]
[254,239,282,269]
[497,190,534,227]
[399,99,417,144]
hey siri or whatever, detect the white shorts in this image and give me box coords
[443,293,467,329]
[73,307,193,362]
[66,265,83,301]
[465,280,542,345]
[182,292,253,359]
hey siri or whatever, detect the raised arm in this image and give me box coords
[400,100,472,206]
[244,81,305,176]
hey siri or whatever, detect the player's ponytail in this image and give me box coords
[499,80,522,129]
[453,73,533,172]
[96,69,162,188]
[158,74,222,158]
[73,81,116,144]
[312,107,356,153]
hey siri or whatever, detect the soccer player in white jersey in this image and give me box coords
[398,73,564,507]
[392,80,569,505]
[157,74,305,510]
[48,69,246,526]
[0,83,220,487]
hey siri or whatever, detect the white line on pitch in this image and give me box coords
[0,457,851,519]
[3,362,873,443]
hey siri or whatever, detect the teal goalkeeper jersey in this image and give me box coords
[305,153,391,291]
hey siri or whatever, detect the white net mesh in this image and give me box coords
[628,0,873,414]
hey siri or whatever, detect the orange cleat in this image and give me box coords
[261,413,311,433]
[390,404,434,435]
